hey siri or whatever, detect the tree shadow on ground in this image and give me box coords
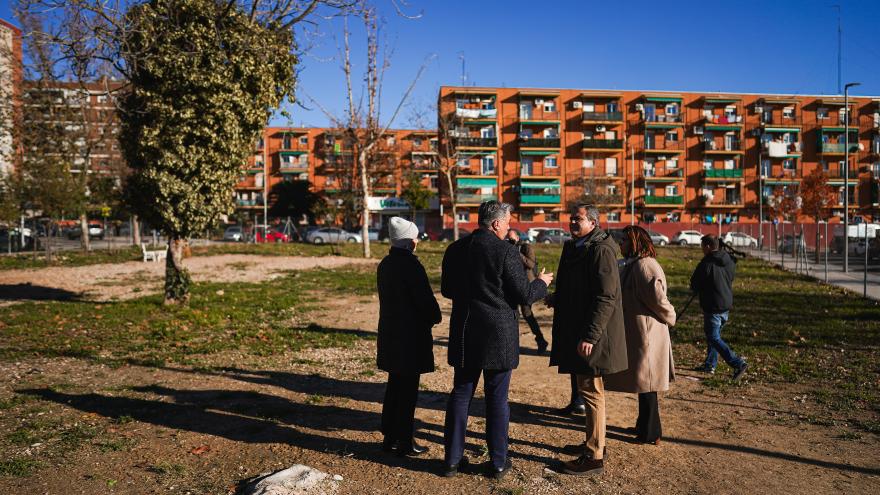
[0,283,84,302]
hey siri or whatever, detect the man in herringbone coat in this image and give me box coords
[440,201,553,480]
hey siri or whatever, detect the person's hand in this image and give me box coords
[538,268,554,287]
[577,340,593,359]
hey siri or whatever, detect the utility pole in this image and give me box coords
[843,82,861,272]
[630,143,635,225]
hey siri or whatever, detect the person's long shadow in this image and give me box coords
[0,283,84,302]
[20,385,562,472]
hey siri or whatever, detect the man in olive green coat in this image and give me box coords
[547,204,627,476]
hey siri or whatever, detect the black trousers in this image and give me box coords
[381,372,420,443]
[520,304,546,344]
[635,392,662,442]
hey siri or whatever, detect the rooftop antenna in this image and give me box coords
[834,4,841,94]
[458,52,466,86]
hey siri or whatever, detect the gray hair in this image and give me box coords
[478,200,513,229]
[573,203,600,224]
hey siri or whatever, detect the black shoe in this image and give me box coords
[486,459,512,480]
[693,365,715,374]
[381,438,398,453]
[442,457,470,477]
[536,339,549,354]
[396,439,429,457]
[732,361,748,381]
[558,403,586,416]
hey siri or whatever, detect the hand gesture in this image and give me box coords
[538,267,554,287]
[577,340,593,359]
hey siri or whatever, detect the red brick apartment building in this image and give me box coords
[437,86,880,231]
[234,127,442,231]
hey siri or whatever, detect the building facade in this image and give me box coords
[437,86,880,228]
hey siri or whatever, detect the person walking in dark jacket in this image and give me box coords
[547,204,627,476]
[506,229,549,353]
[440,201,553,479]
[690,234,747,380]
[377,217,442,457]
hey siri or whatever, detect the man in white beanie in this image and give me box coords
[376,216,442,457]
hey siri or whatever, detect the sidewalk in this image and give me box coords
[749,249,880,301]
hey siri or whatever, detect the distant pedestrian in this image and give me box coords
[605,226,676,446]
[548,204,627,476]
[440,201,553,479]
[506,229,549,353]
[690,234,747,380]
[376,217,442,457]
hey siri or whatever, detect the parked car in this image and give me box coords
[223,226,244,242]
[536,228,571,244]
[721,231,758,248]
[647,230,669,246]
[256,226,290,243]
[778,234,805,255]
[672,230,703,246]
[354,227,381,242]
[306,227,362,244]
[526,227,549,243]
[67,222,104,240]
[0,228,35,252]
[437,228,470,241]
[606,228,626,247]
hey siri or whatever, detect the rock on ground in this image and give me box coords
[244,464,339,495]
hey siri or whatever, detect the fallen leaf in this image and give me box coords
[190,445,210,455]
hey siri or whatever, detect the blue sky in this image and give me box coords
[3,0,879,128]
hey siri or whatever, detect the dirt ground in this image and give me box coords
[0,254,376,303]
[1,254,878,494]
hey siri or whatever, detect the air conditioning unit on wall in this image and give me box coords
[573,101,583,109]
[596,125,606,132]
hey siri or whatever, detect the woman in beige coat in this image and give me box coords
[605,225,676,445]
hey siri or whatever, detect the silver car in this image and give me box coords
[223,226,244,242]
[306,227,363,244]
[721,232,758,248]
[536,228,571,244]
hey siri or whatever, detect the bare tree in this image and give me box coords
[435,103,465,240]
[307,6,430,257]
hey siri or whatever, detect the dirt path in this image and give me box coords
[0,254,376,303]
[1,288,877,494]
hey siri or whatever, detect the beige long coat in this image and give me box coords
[605,257,677,394]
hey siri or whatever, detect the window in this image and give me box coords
[703,159,713,170]
[761,159,771,177]
[325,135,335,145]
[817,107,829,120]
[457,157,469,168]
[582,102,595,112]
[386,136,395,146]
[283,135,292,149]
[666,131,678,142]
[519,211,533,222]
[457,210,469,223]
[544,212,559,223]
[665,185,678,196]
[429,176,438,189]
[520,156,533,176]
[257,137,265,149]
[607,212,620,222]
[544,101,556,113]
[783,106,795,119]
[413,138,422,147]
[607,184,618,195]
[299,136,308,145]
[645,184,656,196]
[481,155,495,175]
[607,101,619,113]
[665,103,679,115]
[481,126,495,138]
[606,157,618,175]
[783,159,796,171]
[545,156,558,168]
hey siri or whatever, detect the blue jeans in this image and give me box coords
[703,311,745,370]
[444,368,512,470]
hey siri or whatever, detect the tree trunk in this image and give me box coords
[132,215,141,246]
[79,213,90,252]
[443,170,459,240]
[164,236,191,304]
[359,149,371,258]
[815,215,821,263]
[45,220,53,263]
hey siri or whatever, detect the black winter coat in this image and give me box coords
[441,229,548,370]
[549,228,628,376]
[376,247,442,374]
[689,250,736,313]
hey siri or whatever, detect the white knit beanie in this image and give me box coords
[388,217,418,242]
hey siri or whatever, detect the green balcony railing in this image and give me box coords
[519,138,560,148]
[456,193,497,204]
[520,194,561,204]
[582,111,623,122]
[644,195,683,205]
[703,169,743,179]
[582,138,624,149]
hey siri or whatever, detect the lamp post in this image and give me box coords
[843,82,860,272]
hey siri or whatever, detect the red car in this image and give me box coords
[255,227,290,243]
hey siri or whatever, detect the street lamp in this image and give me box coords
[843,82,860,273]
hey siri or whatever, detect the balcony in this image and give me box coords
[582,138,624,150]
[643,168,685,182]
[455,107,497,119]
[643,114,684,126]
[519,179,561,205]
[703,169,744,179]
[823,167,861,182]
[644,141,685,154]
[519,137,560,149]
[644,195,684,206]
[456,193,497,204]
[702,199,744,208]
[703,141,743,154]
[582,111,623,122]
[519,111,561,122]
[819,142,860,155]
[762,140,802,158]
[454,137,497,148]
[279,164,309,174]
[236,198,265,208]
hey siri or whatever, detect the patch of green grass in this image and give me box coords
[305,394,325,405]
[148,461,186,476]
[96,437,135,452]
[0,457,43,477]
[0,395,28,410]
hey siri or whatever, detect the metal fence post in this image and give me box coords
[865,227,869,298]
[824,222,828,283]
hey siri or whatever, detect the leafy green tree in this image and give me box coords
[119,0,301,303]
[400,172,433,221]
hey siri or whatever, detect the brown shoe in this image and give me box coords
[561,444,607,457]
[562,455,604,476]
